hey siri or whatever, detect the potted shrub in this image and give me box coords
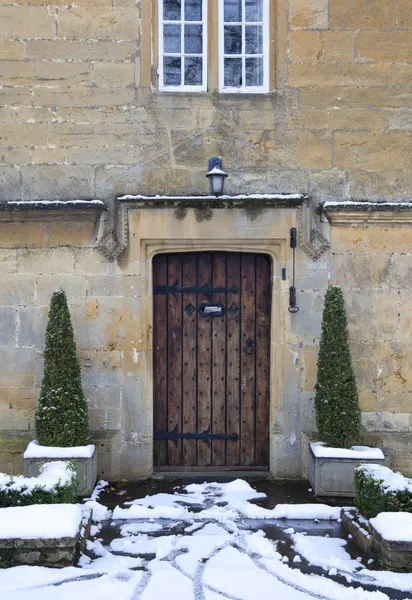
[309,286,384,497]
[24,290,97,496]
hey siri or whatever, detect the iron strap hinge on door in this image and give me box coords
[154,424,239,448]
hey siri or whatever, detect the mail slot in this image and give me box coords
[199,303,225,317]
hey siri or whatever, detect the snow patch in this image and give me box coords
[0,504,82,539]
[311,442,384,460]
[24,440,95,459]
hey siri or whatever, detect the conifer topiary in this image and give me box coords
[315,285,361,448]
[35,290,89,447]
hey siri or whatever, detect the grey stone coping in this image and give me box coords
[117,193,308,210]
[0,200,106,222]
[1,200,106,212]
[323,201,412,213]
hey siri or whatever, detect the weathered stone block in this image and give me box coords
[290,0,328,30]
[331,254,391,289]
[26,40,135,62]
[330,0,396,29]
[0,167,21,201]
[0,308,17,348]
[289,31,355,64]
[21,166,94,201]
[331,227,367,253]
[362,412,410,433]
[348,170,412,201]
[344,290,398,343]
[0,62,92,88]
[18,248,75,276]
[0,41,25,61]
[57,7,138,41]
[0,6,55,39]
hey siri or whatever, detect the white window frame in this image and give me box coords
[158,0,208,92]
[218,0,269,94]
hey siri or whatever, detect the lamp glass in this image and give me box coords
[210,174,225,196]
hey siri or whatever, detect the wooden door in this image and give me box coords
[153,252,271,469]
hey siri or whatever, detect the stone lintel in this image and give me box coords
[117,193,308,210]
[323,201,412,226]
[0,200,106,223]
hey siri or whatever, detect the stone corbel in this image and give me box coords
[299,199,330,260]
[95,203,128,261]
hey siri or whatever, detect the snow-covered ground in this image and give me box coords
[1,479,411,600]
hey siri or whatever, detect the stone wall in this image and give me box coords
[1,1,412,204]
[1,0,412,480]
[330,216,412,475]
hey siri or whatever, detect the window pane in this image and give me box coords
[164,24,181,53]
[185,56,202,85]
[224,0,242,22]
[164,56,181,85]
[163,0,181,21]
[224,57,242,86]
[185,24,202,54]
[245,0,263,22]
[245,57,263,86]
[224,25,242,54]
[245,25,263,54]
[185,0,202,21]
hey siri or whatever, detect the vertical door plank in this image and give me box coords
[211,253,226,466]
[255,255,271,466]
[226,254,241,466]
[182,254,197,466]
[153,255,167,467]
[240,254,256,466]
[167,255,183,466]
[197,253,212,466]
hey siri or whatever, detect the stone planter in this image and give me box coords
[0,504,91,568]
[309,442,385,498]
[24,441,97,497]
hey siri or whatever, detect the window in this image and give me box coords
[158,0,270,93]
[219,0,269,93]
[159,0,208,91]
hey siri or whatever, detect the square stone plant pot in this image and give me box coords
[24,441,97,497]
[309,442,385,498]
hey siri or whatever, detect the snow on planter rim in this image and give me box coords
[357,463,412,494]
[370,512,412,542]
[0,461,74,493]
[310,442,384,460]
[24,440,95,459]
[0,504,82,539]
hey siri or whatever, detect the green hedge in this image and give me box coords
[354,464,412,519]
[0,461,77,508]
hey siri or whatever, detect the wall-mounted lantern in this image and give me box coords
[206,156,228,197]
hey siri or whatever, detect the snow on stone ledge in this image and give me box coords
[118,193,306,201]
[323,201,412,210]
[370,512,412,543]
[6,200,105,207]
[0,461,74,493]
[310,442,384,460]
[0,504,82,539]
[24,440,95,459]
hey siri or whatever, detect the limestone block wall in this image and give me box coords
[0,216,141,478]
[0,205,326,480]
[0,1,412,203]
[330,219,412,475]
